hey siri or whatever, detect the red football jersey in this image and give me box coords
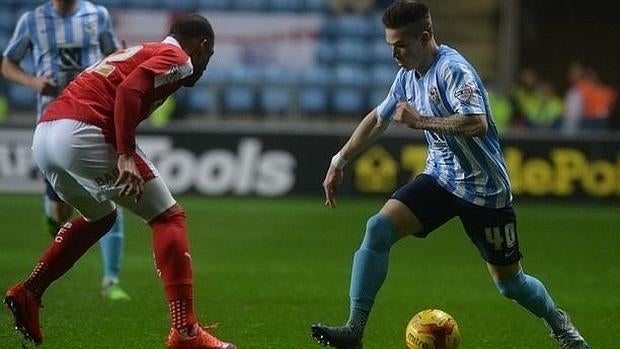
[41,38,193,155]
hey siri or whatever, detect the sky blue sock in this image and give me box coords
[495,269,563,332]
[348,213,397,330]
[99,209,124,283]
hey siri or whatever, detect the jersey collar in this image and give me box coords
[47,0,81,18]
[162,36,182,48]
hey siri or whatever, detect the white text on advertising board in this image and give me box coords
[139,137,296,196]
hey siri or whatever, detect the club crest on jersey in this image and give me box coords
[84,21,96,38]
[429,86,440,104]
[454,83,475,103]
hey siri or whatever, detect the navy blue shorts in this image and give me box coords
[391,174,521,266]
[44,178,63,202]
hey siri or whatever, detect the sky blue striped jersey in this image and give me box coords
[3,1,119,118]
[377,45,512,208]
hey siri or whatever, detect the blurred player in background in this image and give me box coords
[1,0,130,300]
[3,13,236,349]
[310,2,590,349]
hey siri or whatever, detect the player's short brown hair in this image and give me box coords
[382,1,433,36]
[169,13,214,43]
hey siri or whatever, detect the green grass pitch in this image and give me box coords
[0,195,618,348]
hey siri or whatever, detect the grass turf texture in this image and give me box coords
[0,195,618,348]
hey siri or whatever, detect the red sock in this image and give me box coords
[24,212,117,298]
[149,207,197,330]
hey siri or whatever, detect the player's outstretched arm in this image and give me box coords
[113,65,153,156]
[112,66,153,202]
[323,165,343,208]
[323,109,388,208]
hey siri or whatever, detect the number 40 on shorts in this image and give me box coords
[484,223,516,251]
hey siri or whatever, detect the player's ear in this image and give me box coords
[201,38,212,50]
[420,30,431,44]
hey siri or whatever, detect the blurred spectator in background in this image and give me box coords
[150,97,177,128]
[329,0,376,14]
[485,80,513,134]
[563,63,585,134]
[511,68,540,129]
[512,68,563,131]
[563,62,617,134]
[526,81,563,130]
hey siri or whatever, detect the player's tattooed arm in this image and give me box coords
[393,101,487,137]
[413,113,487,137]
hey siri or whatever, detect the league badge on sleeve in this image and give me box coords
[454,83,475,103]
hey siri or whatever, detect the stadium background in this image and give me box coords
[0,0,618,348]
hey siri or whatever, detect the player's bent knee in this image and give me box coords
[149,206,186,226]
[77,201,117,222]
[79,209,118,232]
[360,213,397,253]
[49,201,73,223]
[116,177,177,222]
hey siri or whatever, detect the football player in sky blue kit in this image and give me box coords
[1,0,130,300]
[310,2,589,349]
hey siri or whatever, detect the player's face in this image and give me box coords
[184,39,214,87]
[385,27,428,71]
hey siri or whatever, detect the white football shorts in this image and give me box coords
[32,119,176,222]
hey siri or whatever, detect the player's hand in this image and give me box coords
[29,75,57,96]
[393,101,422,129]
[114,153,144,201]
[323,165,343,209]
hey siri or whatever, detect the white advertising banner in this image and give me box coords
[113,10,322,69]
[111,10,170,45]
[0,130,298,197]
[204,12,321,68]
[0,127,618,201]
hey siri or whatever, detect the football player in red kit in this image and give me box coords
[4,13,236,349]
